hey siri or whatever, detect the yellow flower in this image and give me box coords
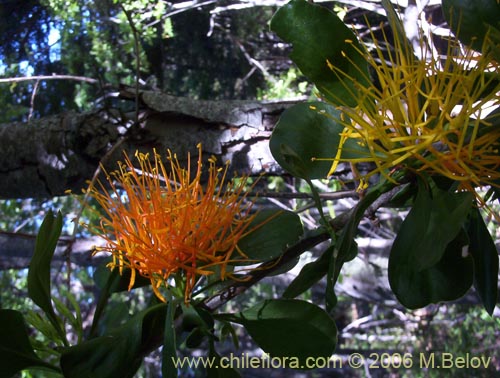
[319,15,500,196]
[85,144,258,302]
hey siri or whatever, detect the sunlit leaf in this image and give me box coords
[270,0,370,106]
[269,102,370,179]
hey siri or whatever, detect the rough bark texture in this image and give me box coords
[0,90,298,199]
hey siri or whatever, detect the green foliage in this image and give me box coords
[269,0,499,315]
[270,0,370,106]
[28,210,67,346]
[270,101,371,179]
[60,303,167,378]
[2,1,500,377]
[0,309,61,377]
[257,68,309,100]
[219,299,337,367]
[442,0,500,57]
[236,210,303,263]
[388,180,475,308]
[466,208,499,315]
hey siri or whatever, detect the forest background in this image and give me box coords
[0,1,499,377]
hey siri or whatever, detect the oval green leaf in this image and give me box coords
[229,299,337,367]
[270,0,370,106]
[270,102,370,179]
[388,181,475,308]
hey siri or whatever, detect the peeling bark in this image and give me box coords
[0,90,298,199]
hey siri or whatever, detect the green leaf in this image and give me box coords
[269,102,371,179]
[61,303,167,378]
[332,179,396,283]
[89,265,151,338]
[389,182,475,309]
[27,210,66,343]
[162,298,178,378]
[466,208,499,315]
[93,263,151,293]
[224,299,337,367]
[395,181,473,271]
[0,309,61,377]
[235,210,303,263]
[283,245,332,299]
[442,0,500,54]
[270,0,370,106]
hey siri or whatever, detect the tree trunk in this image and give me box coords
[0,90,298,199]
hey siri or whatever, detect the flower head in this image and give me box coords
[85,144,258,302]
[320,14,500,197]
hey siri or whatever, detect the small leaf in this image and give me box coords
[224,299,337,367]
[333,179,395,277]
[269,102,370,179]
[270,0,370,106]
[283,245,332,299]
[466,208,499,315]
[89,265,151,338]
[28,210,66,342]
[236,210,303,263]
[0,309,61,377]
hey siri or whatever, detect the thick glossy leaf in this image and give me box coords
[389,183,475,309]
[442,0,500,54]
[0,310,60,377]
[226,299,337,366]
[393,182,473,271]
[269,102,371,179]
[236,210,303,263]
[467,208,499,315]
[61,303,167,378]
[270,0,370,106]
[27,210,65,340]
[390,229,474,309]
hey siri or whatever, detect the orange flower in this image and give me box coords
[85,144,258,302]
